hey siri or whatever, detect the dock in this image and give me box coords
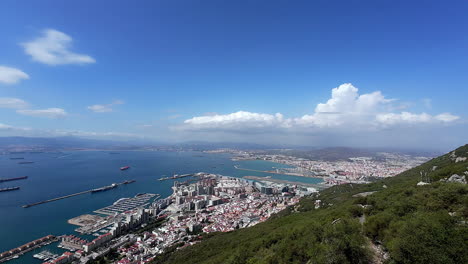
[21,180,136,208]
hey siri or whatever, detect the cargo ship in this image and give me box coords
[18,161,34,164]
[0,186,20,192]
[0,176,28,183]
[123,180,136,184]
[120,166,130,171]
[91,183,117,193]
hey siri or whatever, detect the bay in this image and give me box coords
[0,151,322,263]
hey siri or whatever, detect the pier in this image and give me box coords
[21,180,136,208]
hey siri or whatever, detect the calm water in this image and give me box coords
[0,151,322,263]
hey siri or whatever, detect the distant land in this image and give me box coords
[0,136,441,159]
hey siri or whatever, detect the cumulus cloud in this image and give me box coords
[183,111,288,132]
[17,108,67,118]
[21,29,95,65]
[178,83,460,133]
[0,66,29,84]
[0,123,14,130]
[0,97,29,109]
[87,100,124,113]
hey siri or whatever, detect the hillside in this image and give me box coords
[153,145,468,264]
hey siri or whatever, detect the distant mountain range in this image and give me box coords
[0,136,442,158]
[0,136,152,152]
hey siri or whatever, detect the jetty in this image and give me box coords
[21,180,136,208]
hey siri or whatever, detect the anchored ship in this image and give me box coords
[18,161,34,164]
[91,183,118,193]
[0,176,28,183]
[0,186,20,192]
[120,166,130,171]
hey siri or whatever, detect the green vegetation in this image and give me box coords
[87,248,121,264]
[135,217,167,235]
[154,145,468,264]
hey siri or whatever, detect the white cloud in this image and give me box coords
[434,113,460,122]
[21,29,95,65]
[17,108,67,118]
[87,104,112,113]
[87,100,124,113]
[0,123,14,130]
[376,112,433,125]
[179,83,460,132]
[183,111,288,131]
[0,66,29,84]
[0,97,29,109]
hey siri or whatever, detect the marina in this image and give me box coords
[0,235,57,263]
[94,193,159,215]
[32,250,58,261]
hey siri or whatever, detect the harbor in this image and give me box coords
[21,180,136,208]
[32,250,58,262]
[0,235,58,263]
[94,193,159,215]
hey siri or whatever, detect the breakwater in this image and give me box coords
[21,180,136,208]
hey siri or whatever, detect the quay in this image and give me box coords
[21,180,136,208]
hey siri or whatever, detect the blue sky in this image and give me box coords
[0,0,467,150]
